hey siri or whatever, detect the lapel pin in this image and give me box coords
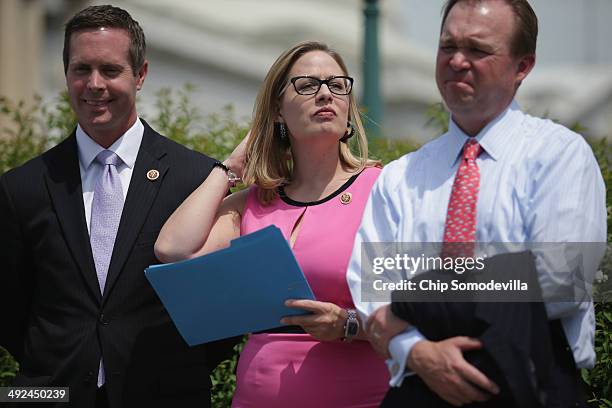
[340,192,352,205]
[146,169,160,181]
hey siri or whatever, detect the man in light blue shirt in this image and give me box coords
[347,0,607,406]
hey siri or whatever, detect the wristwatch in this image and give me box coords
[213,161,241,188]
[343,309,359,342]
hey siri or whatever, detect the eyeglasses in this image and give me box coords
[288,76,354,96]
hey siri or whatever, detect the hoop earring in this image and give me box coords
[340,121,355,142]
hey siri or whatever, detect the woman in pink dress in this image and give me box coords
[155,41,389,407]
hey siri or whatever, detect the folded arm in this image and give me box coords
[346,167,497,404]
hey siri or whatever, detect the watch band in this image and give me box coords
[343,308,359,342]
[213,161,241,187]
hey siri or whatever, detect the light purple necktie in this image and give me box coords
[90,150,124,387]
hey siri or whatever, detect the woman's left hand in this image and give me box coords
[281,299,346,342]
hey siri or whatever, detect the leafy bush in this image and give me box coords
[148,85,248,160]
[1,88,610,407]
[586,139,612,408]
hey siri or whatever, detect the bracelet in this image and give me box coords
[213,161,241,188]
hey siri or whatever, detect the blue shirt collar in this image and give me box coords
[443,100,521,167]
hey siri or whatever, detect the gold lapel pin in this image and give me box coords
[146,169,160,181]
[340,192,352,205]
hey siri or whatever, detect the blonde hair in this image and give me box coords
[242,41,380,204]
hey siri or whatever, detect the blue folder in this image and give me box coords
[145,225,315,345]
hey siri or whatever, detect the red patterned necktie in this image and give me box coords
[442,139,481,258]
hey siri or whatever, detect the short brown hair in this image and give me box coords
[63,5,146,75]
[441,0,538,57]
[242,41,379,204]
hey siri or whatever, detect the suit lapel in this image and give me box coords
[102,123,169,300]
[43,135,101,302]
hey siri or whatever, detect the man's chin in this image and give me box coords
[79,118,115,135]
[443,98,476,114]
[84,112,115,127]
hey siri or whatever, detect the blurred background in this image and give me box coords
[1,0,611,142]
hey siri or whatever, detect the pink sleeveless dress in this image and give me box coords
[232,167,389,408]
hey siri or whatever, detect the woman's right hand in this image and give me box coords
[154,132,250,263]
[223,130,251,179]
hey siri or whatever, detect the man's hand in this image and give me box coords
[408,337,500,406]
[366,304,409,358]
[281,299,346,341]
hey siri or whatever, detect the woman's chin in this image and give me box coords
[313,123,343,138]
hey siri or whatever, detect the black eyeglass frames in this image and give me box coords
[288,76,354,96]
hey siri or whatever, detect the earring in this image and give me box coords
[340,121,355,142]
[279,122,287,140]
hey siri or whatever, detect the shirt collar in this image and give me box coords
[76,118,144,170]
[443,100,521,167]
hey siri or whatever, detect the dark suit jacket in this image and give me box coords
[0,120,236,408]
[386,252,578,408]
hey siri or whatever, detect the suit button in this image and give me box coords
[99,313,109,325]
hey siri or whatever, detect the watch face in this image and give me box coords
[346,320,359,336]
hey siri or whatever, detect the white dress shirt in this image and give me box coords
[76,118,144,388]
[347,101,607,386]
[76,118,144,232]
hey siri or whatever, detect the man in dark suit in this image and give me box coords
[0,5,235,408]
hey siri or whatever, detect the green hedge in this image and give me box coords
[587,138,612,407]
[1,88,610,407]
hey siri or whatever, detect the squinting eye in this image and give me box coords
[72,66,89,74]
[329,81,346,92]
[297,79,319,92]
[470,48,488,56]
[103,67,122,77]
